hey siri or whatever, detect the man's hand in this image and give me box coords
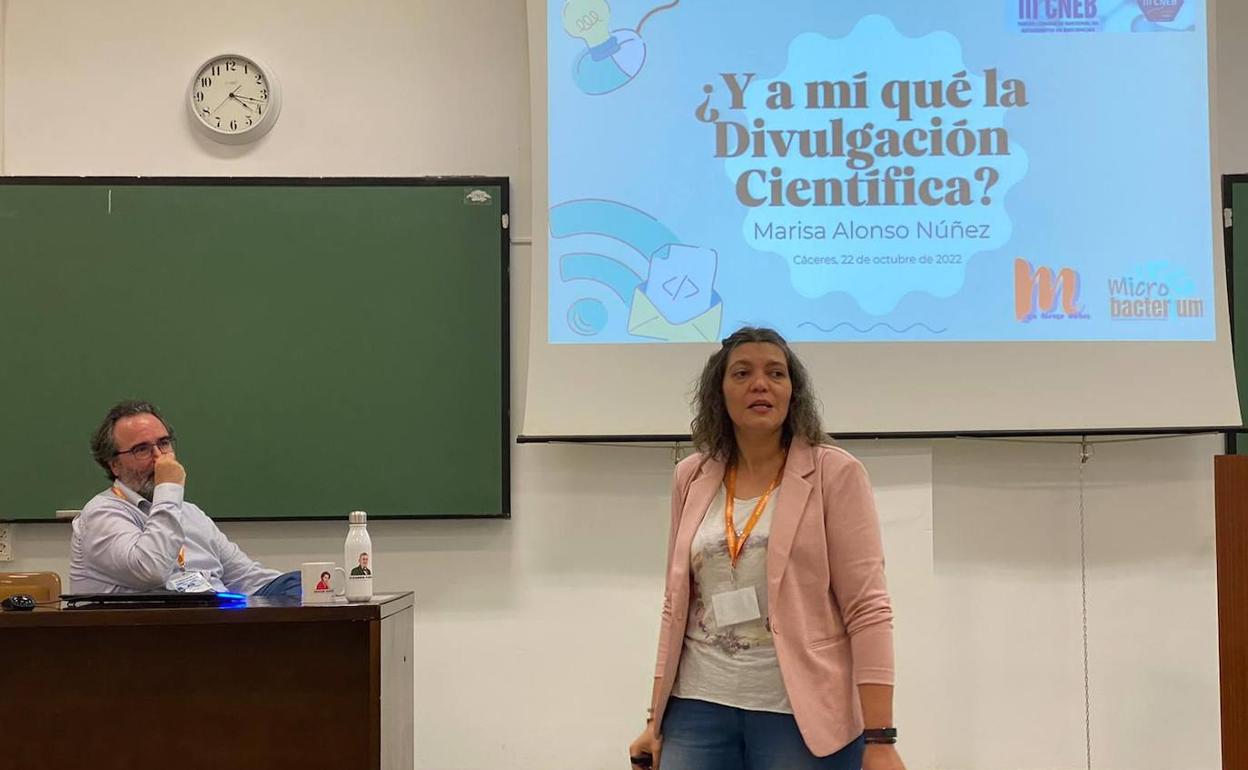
[153,453,186,487]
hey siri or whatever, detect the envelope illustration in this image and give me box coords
[627,286,723,342]
[646,244,717,324]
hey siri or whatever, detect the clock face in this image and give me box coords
[189,55,278,140]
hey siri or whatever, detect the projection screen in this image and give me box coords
[524,0,1240,437]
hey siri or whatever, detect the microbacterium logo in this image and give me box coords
[1107,260,1205,320]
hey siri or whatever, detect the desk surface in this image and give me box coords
[0,590,414,628]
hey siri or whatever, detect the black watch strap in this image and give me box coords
[863,727,898,744]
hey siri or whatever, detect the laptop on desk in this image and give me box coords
[61,591,247,608]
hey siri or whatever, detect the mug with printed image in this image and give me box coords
[301,562,347,603]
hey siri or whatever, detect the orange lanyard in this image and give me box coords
[724,455,786,568]
[113,486,186,569]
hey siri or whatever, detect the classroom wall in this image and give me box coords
[1215,0,1248,172]
[1,2,1235,768]
[0,1,7,172]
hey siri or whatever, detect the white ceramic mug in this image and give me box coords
[301,561,347,603]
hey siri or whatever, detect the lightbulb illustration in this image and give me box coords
[563,0,648,95]
[563,0,613,48]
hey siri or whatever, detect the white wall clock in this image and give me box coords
[187,54,282,144]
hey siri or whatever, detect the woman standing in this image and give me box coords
[629,328,905,770]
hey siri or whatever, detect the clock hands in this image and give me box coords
[228,94,254,113]
[231,94,265,104]
[209,85,242,115]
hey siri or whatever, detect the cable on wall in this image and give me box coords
[1079,436,1093,770]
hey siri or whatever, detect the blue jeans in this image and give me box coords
[660,697,865,770]
[253,570,302,597]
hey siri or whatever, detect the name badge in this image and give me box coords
[167,571,215,593]
[711,586,761,628]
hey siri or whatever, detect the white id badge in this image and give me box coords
[167,571,215,593]
[711,586,761,628]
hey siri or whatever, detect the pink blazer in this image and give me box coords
[649,439,895,756]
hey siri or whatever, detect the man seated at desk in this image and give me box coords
[70,400,297,596]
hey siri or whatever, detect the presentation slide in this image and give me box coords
[547,0,1211,344]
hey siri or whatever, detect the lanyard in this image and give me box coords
[113,486,186,569]
[724,455,786,568]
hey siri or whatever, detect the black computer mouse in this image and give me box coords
[1,594,37,611]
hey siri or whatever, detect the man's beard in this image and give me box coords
[118,469,156,501]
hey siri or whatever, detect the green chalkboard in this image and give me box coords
[1228,177,1248,452]
[0,178,509,521]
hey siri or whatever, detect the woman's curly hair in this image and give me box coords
[689,327,826,462]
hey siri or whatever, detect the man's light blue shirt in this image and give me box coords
[69,480,280,594]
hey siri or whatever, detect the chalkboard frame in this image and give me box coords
[0,176,512,522]
[1222,174,1247,455]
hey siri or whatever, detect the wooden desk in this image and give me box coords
[0,592,414,770]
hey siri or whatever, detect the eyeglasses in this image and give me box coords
[113,436,176,461]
